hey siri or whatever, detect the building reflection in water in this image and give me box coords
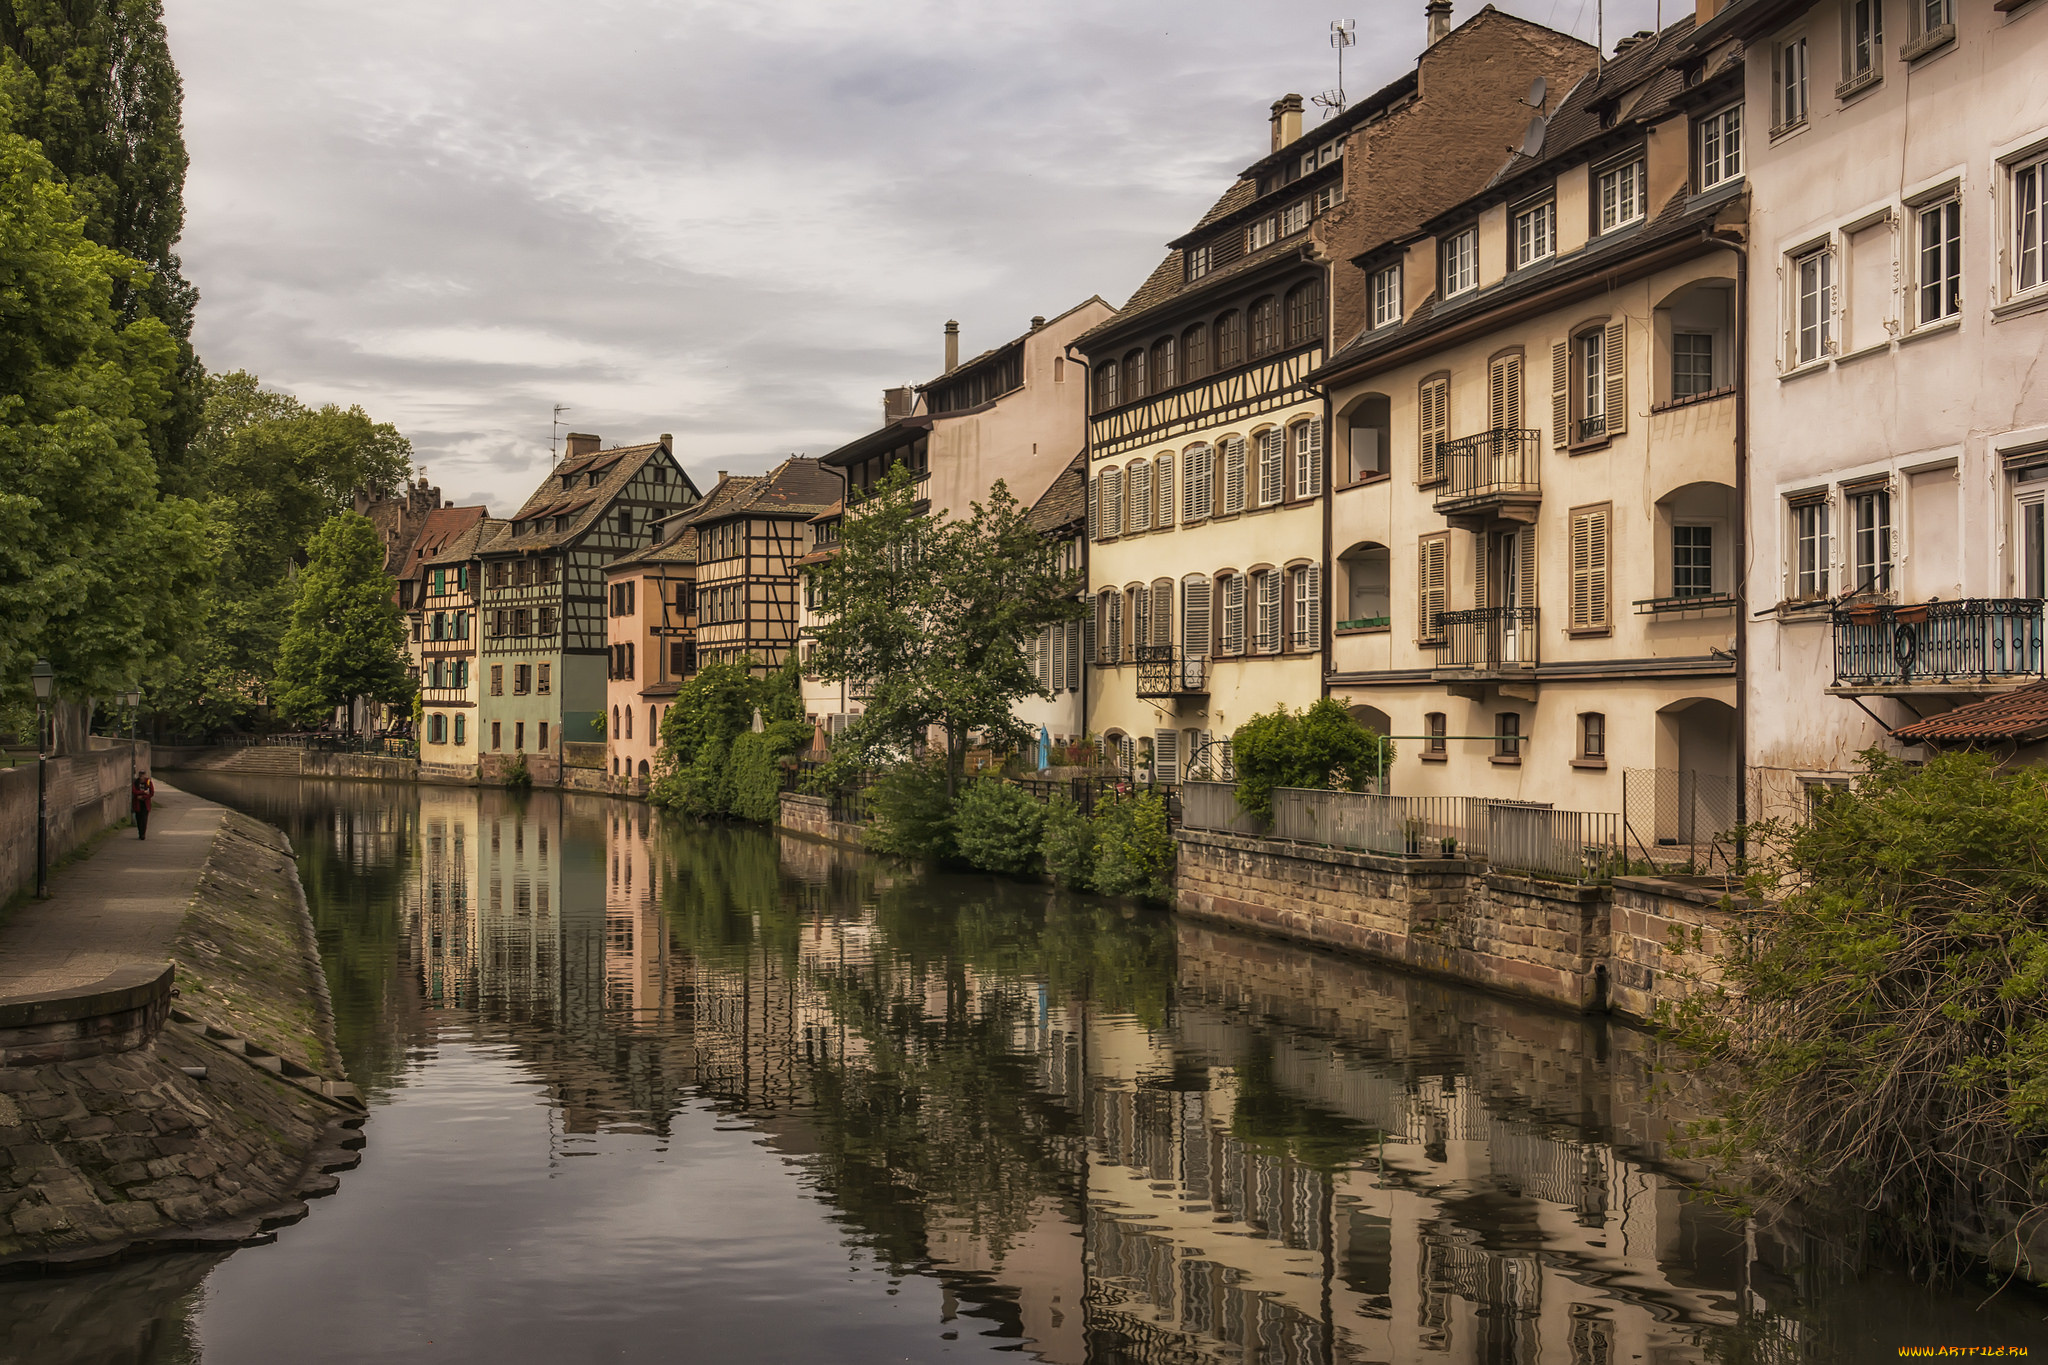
[382,791,1939,1365]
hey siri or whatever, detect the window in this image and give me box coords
[1674,525,1715,596]
[1425,712,1447,756]
[1673,332,1716,399]
[1154,453,1174,527]
[1916,195,1961,324]
[1183,443,1214,520]
[454,715,466,746]
[1281,200,1310,235]
[1290,565,1320,650]
[1776,37,1809,130]
[1794,245,1834,363]
[1792,497,1832,599]
[512,607,531,636]
[1495,712,1522,760]
[1094,362,1119,409]
[1698,105,1742,190]
[1849,486,1893,594]
[1254,570,1281,654]
[1151,336,1177,391]
[2013,151,2047,297]
[455,661,468,690]
[1417,535,1449,643]
[1221,437,1248,514]
[1842,0,1883,89]
[1215,311,1244,369]
[1315,181,1342,213]
[490,665,503,696]
[1369,264,1401,329]
[1417,374,1449,483]
[1123,348,1148,400]
[1513,200,1554,268]
[515,722,526,752]
[1128,461,1151,532]
[1292,420,1322,498]
[538,663,551,694]
[1186,244,1211,282]
[617,508,633,538]
[1257,429,1284,506]
[1569,505,1612,631]
[1249,297,1280,356]
[539,721,549,752]
[1182,324,1209,380]
[1580,713,1606,760]
[514,665,531,695]
[1577,330,1606,437]
[1597,158,1645,232]
[1487,353,1523,432]
[491,721,502,751]
[537,606,555,637]
[1285,280,1323,346]
[1442,226,1478,297]
[429,713,445,744]
[1246,216,1277,252]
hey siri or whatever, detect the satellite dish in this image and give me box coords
[1519,116,1548,159]
[1526,76,1548,109]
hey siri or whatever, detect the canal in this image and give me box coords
[1,775,2038,1363]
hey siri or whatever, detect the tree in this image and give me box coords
[1231,699,1395,821]
[271,513,411,730]
[649,655,803,817]
[0,89,208,708]
[1,0,203,480]
[806,464,1084,796]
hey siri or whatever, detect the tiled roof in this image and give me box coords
[1892,684,2048,746]
[718,456,841,520]
[495,438,672,552]
[422,516,505,568]
[1026,450,1087,535]
[399,504,489,580]
[925,295,1113,387]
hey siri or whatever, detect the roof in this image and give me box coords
[717,456,841,520]
[399,504,489,579]
[818,415,929,469]
[492,438,677,552]
[1026,451,1087,536]
[1892,684,2048,746]
[922,295,1113,391]
[1683,0,1810,52]
[422,516,506,568]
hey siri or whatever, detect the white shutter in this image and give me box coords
[1155,455,1174,528]
[1256,571,1281,653]
[1184,444,1212,520]
[1150,582,1172,648]
[1051,623,1065,691]
[1129,462,1151,532]
[1603,320,1628,437]
[1182,578,1212,657]
[1066,615,1081,685]
[1292,565,1321,649]
[1082,607,1095,667]
[1088,473,1099,539]
[1154,729,1179,785]
[1038,628,1053,685]
[1419,536,1448,643]
[1103,467,1123,536]
[1224,575,1246,654]
[1223,437,1247,513]
[1551,341,1570,448]
[1107,592,1123,663]
[1259,428,1284,505]
[1219,739,1236,781]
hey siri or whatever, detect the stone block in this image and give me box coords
[10,1203,67,1236]
[65,1115,115,1139]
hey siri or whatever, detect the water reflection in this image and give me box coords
[2,774,2032,1364]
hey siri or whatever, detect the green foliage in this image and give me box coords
[952,779,1045,876]
[271,512,411,729]
[1661,751,2048,1275]
[806,463,1084,794]
[503,752,531,790]
[0,90,209,706]
[649,655,804,821]
[1038,795,1095,891]
[727,717,811,824]
[1231,698,1394,821]
[865,758,956,863]
[1091,789,1174,904]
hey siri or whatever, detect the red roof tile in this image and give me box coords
[1892,682,2048,745]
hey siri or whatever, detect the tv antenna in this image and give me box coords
[550,404,570,458]
[1312,20,1356,119]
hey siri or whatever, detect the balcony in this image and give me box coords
[1432,428,1542,529]
[1135,644,1209,698]
[1830,598,2046,695]
[1431,607,1540,678]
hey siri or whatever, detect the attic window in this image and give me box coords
[588,472,602,488]
[561,474,575,490]
[1596,100,1619,130]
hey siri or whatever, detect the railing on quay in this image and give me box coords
[1016,770,1178,823]
[1269,788,1478,859]
[211,731,419,759]
[1830,597,2046,688]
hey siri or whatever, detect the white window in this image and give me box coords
[1776,37,1809,130]
[1442,226,1478,297]
[1315,182,1343,213]
[1673,333,1715,399]
[1578,330,1605,430]
[1843,0,1883,86]
[1913,0,1952,40]
[1183,443,1214,520]
[1849,486,1892,595]
[1791,499,1831,600]
[2014,151,2047,298]
[1916,195,1961,325]
[1257,429,1284,506]
[1369,264,1402,329]
[1255,571,1281,654]
[1513,200,1554,268]
[1282,200,1310,235]
[1794,245,1833,364]
[1291,565,1321,649]
[1292,420,1323,499]
[1186,244,1211,282]
[1598,159,1646,232]
[1247,216,1277,252]
[1698,105,1742,190]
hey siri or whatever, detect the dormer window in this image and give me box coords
[1513,198,1555,268]
[1597,156,1646,232]
[1247,216,1278,253]
[560,474,574,490]
[588,472,602,488]
[1442,226,1479,298]
[1281,200,1311,235]
[1369,263,1402,329]
[1697,105,1743,191]
[1186,244,1211,282]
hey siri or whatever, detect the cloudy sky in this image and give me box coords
[164,0,1668,513]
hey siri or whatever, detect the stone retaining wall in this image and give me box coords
[777,792,867,848]
[1175,828,1749,1022]
[0,965,175,1069]
[0,741,147,907]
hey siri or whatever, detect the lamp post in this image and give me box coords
[31,659,53,898]
[123,688,141,784]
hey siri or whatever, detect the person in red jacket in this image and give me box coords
[131,773,155,840]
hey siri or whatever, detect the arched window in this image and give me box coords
[1123,348,1148,400]
[1249,296,1280,356]
[624,707,633,740]
[649,705,658,739]
[1094,361,1119,409]
[1182,323,1209,381]
[1151,336,1177,391]
[1215,311,1244,369]
[1285,279,1324,346]
[611,705,620,737]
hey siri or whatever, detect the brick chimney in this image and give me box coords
[944,320,960,372]
[563,432,600,461]
[1425,0,1453,47]
[1269,94,1303,152]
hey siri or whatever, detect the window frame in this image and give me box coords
[1792,242,1835,366]
[1790,495,1832,601]
[1840,0,1885,93]
[1579,712,1607,762]
[1494,711,1523,762]
[2010,148,2048,301]
[1595,155,1647,234]
[1672,523,1716,597]
[1424,712,1448,759]
[1369,263,1402,329]
[1696,103,1743,192]
[1441,225,1480,298]
[1774,35,1810,133]
[1512,197,1556,270]
[1847,484,1894,597]
[1914,191,1962,326]
[1672,331,1717,400]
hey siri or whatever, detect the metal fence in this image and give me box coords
[1016,771,1177,822]
[1622,767,1742,872]
[1269,788,1476,858]
[1179,781,1266,836]
[1485,804,1622,882]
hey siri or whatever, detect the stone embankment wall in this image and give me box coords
[777,792,867,848]
[163,742,648,798]
[0,740,148,906]
[1175,827,1757,1023]
[0,812,362,1273]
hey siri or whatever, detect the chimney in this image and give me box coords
[1268,94,1303,152]
[659,432,672,448]
[1694,0,1723,22]
[1613,29,1654,55]
[716,470,728,484]
[944,319,960,372]
[883,386,916,422]
[1030,315,1046,330]
[1425,0,1453,47]
[563,431,600,461]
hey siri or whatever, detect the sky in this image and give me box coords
[164,0,1671,513]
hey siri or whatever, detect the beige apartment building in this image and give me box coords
[1080,7,1596,783]
[1682,0,2048,814]
[1315,14,1747,817]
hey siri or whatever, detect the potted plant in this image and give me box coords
[1441,835,1458,857]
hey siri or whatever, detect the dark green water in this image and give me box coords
[1,775,2039,1364]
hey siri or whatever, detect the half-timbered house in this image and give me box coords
[416,517,503,774]
[683,457,839,677]
[478,433,699,771]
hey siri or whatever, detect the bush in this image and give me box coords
[727,731,782,824]
[866,758,956,862]
[1232,698,1394,820]
[1040,795,1095,890]
[1091,789,1174,904]
[953,779,1045,876]
[503,752,532,789]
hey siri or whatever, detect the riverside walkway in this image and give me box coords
[0,780,226,997]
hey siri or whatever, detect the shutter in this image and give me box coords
[1220,739,1236,781]
[1183,578,1211,657]
[1150,582,1172,648]
[1603,320,1628,436]
[1156,456,1173,528]
[1088,473,1099,539]
[1551,341,1570,448]
[1107,592,1123,662]
[1279,568,1295,652]
[1050,624,1065,691]
[1419,377,1448,482]
[1083,607,1096,666]
[1518,525,1538,611]
[1039,628,1053,685]
[1302,418,1323,497]
[1258,571,1281,652]
[1489,354,1522,431]
[1105,467,1123,534]
[1067,615,1082,684]
[1571,508,1610,630]
[1154,729,1179,785]
[1293,565,1321,649]
[1419,537,1448,643]
[1224,576,1246,654]
[1134,463,1152,531]
[1184,445,1211,519]
[1132,587,1149,654]
[1260,428,1284,505]
[1474,532,1490,610]
[1224,438,1247,513]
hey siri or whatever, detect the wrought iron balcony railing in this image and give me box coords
[1135,644,1209,698]
[1433,606,1540,672]
[1432,428,1542,516]
[1831,597,2046,689]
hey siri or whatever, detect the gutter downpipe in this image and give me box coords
[1066,342,1092,745]
[1714,222,1751,862]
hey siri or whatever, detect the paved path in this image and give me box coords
[0,780,225,998]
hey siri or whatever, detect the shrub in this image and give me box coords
[953,779,1045,876]
[1231,698,1394,820]
[503,752,532,789]
[1091,789,1174,904]
[866,758,956,862]
[1040,795,1095,891]
[727,731,782,824]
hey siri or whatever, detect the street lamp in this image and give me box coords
[30,660,53,898]
[123,688,141,784]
